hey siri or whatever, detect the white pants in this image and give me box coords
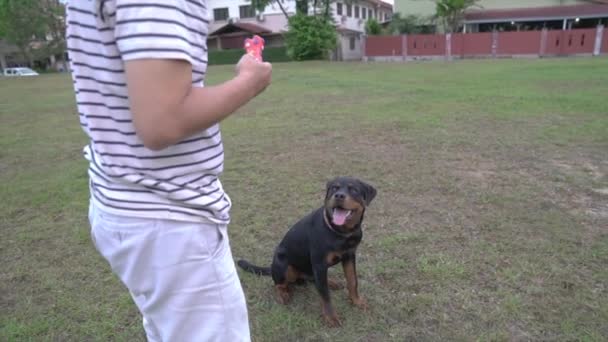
[88,202,251,342]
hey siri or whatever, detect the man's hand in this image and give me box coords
[235,54,272,97]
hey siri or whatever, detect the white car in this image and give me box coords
[3,67,39,77]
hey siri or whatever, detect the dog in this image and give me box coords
[237,176,377,327]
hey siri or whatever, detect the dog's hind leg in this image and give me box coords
[271,248,295,304]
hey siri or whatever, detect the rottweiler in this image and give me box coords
[237,176,377,327]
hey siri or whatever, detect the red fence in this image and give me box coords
[452,32,493,57]
[408,34,445,56]
[365,27,607,60]
[497,31,541,55]
[365,35,403,57]
[550,28,596,55]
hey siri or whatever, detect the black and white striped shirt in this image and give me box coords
[67,0,231,224]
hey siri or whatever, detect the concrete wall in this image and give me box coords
[339,33,365,60]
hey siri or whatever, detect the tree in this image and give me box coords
[251,0,339,60]
[284,14,337,60]
[433,0,481,33]
[39,0,67,70]
[0,0,66,69]
[365,18,382,35]
[0,0,48,67]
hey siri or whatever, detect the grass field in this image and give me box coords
[1,58,607,341]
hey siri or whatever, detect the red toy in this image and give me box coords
[244,35,265,62]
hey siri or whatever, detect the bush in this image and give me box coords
[208,46,291,65]
[365,19,382,35]
[284,14,337,61]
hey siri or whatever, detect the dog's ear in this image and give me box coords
[325,179,336,200]
[358,180,377,206]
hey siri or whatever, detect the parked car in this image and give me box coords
[3,67,39,77]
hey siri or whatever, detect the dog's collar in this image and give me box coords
[323,210,354,237]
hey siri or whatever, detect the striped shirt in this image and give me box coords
[66,0,231,224]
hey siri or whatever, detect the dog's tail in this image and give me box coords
[237,259,271,276]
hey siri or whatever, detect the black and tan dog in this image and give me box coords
[237,176,376,327]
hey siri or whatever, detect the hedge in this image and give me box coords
[208,46,292,65]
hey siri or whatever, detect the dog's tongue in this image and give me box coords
[332,208,349,226]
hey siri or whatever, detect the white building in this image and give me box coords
[207,0,393,60]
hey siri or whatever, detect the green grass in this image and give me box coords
[1,57,608,341]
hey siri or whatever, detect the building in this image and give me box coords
[334,0,394,60]
[394,0,608,32]
[207,0,393,60]
[207,1,296,50]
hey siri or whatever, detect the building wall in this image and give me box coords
[395,0,587,17]
[208,0,392,35]
[334,1,393,33]
[208,0,296,19]
[208,13,290,34]
[339,33,365,60]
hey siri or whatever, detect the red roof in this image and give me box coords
[210,22,271,36]
[465,4,608,23]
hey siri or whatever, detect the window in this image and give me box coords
[349,36,355,50]
[368,8,372,19]
[337,3,343,16]
[214,7,229,21]
[374,9,377,19]
[354,6,359,18]
[346,4,352,17]
[362,7,366,19]
[239,5,255,18]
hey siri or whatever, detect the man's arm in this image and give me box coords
[124,56,271,151]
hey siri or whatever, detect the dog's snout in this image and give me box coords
[334,192,346,200]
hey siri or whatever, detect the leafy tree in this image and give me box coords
[284,14,337,60]
[0,0,66,69]
[365,18,382,35]
[0,0,47,66]
[250,0,340,60]
[40,0,67,70]
[433,0,481,33]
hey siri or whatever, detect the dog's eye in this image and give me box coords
[332,185,340,191]
[349,187,358,194]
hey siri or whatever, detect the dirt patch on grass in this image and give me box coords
[549,158,608,220]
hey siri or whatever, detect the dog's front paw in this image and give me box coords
[328,279,344,290]
[322,312,342,328]
[275,286,291,305]
[351,296,369,311]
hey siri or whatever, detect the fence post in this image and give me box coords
[402,34,408,61]
[491,31,498,58]
[594,25,604,56]
[539,28,548,57]
[446,33,452,61]
[362,34,368,62]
